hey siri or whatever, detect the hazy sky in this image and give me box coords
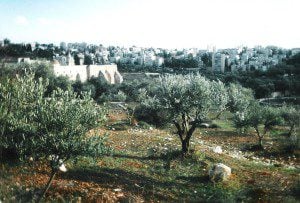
[0,0,299,49]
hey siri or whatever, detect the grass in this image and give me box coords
[0,110,299,202]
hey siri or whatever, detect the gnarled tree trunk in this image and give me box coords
[174,114,197,155]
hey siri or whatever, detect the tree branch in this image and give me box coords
[173,120,183,142]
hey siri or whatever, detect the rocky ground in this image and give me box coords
[1,109,299,202]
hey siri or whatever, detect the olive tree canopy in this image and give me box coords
[140,74,228,154]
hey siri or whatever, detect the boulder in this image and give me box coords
[209,163,231,182]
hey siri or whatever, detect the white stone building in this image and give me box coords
[53,64,123,84]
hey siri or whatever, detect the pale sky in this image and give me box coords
[0,0,299,49]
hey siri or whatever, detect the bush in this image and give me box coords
[110,90,127,102]
[134,105,171,128]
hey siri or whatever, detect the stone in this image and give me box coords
[209,163,231,182]
[213,146,222,154]
[199,123,210,128]
[59,163,67,172]
[165,137,173,141]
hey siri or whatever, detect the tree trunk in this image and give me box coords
[255,127,264,149]
[288,125,295,137]
[181,139,189,155]
[258,137,263,149]
[37,169,57,203]
[174,116,197,156]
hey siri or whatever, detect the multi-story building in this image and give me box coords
[212,52,226,73]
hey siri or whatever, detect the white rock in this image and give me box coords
[213,146,223,154]
[209,163,231,182]
[113,188,122,192]
[165,137,173,141]
[59,163,67,172]
[199,123,210,128]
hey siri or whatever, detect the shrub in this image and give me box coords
[134,105,171,128]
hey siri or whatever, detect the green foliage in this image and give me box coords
[233,102,283,147]
[34,89,108,168]
[84,55,93,65]
[119,78,154,102]
[86,77,111,101]
[46,75,72,95]
[287,52,300,65]
[140,74,228,153]
[201,53,212,67]
[0,74,48,158]
[142,74,212,119]
[112,90,127,102]
[210,80,229,117]
[227,83,255,113]
[81,83,96,98]
[0,72,109,201]
[280,105,300,150]
[134,105,172,127]
[164,57,199,69]
[281,105,300,136]
[0,61,54,79]
[98,90,127,103]
[0,72,109,164]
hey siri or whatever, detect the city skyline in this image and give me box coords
[0,0,300,49]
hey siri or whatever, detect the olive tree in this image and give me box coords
[227,83,255,113]
[280,105,300,150]
[0,74,47,159]
[140,74,228,154]
[35,89,108,201]
[0,73,109,201]
[281,105,300,137]
[236,103,283,148]
[228,83,256,133]
[210,80,229,119]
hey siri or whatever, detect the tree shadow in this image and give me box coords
[176,175,210,184]
[111,149,182,162]
[207,130,250,138]
[61,167,178,201]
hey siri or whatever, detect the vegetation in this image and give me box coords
[0,72,109,201]
[0,61,299,202]
[139,74,228,154]
[247,105,282,148]
[281,105,300,137]
[1,105,299,202]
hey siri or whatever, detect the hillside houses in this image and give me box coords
[1,38,295,73]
